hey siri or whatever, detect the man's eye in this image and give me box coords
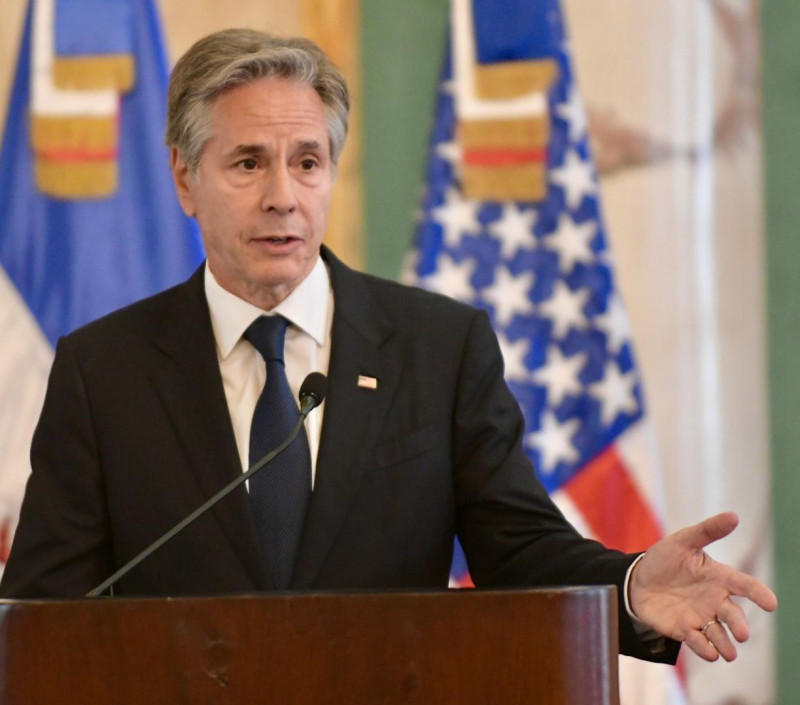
[300,159,318,171]
[238,158,258,170]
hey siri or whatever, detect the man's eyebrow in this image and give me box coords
[297,140,323,152]
[228,144,266,157]
[226,141,324,157]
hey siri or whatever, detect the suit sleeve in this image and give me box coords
[453,309,678,663]
[0,336,114,598]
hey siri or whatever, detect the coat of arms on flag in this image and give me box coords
[405,1,686,703]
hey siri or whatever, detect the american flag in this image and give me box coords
[404,2,686,702]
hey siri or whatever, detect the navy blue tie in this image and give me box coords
[244,315,311,589]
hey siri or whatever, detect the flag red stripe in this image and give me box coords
[37,148,118,162]
[463,148,547,166]
[563,445,662,553]
[453,572,475,588]
[676,651,687,684]
[0,518,10,564]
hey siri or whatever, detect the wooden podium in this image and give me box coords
[0,587,619,704]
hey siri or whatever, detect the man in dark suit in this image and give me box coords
[0,29,775,665]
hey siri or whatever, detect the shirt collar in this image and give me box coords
[204,257,331,360]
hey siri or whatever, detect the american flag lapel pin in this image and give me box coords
[357,375,378,390]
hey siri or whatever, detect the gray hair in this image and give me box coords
[166,29,350,172]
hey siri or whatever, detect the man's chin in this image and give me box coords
[245,258,318,307]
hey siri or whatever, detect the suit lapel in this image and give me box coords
[292,249,398,588]
[148,267,269,590]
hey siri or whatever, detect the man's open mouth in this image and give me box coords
[258,235,299,245]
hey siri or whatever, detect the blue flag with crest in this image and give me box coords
[0,0,203,566]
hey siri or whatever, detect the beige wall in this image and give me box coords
[0,0,361,266]
[159,1,300,62]
[0,0,28,132]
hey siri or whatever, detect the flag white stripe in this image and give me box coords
[0,266,53,557]
[616,420,668,522]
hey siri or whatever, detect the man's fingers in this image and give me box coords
[726,571,779,612]
[716,599,749,643]
[685,618,739,663]
[681,512,739,550]
[702,620,738,662]
[684,628,721,662]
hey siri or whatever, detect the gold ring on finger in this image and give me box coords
[701,619,721,636]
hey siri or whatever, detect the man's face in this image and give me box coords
[172,77,334,310]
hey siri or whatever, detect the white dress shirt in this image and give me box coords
[204,258,333,486]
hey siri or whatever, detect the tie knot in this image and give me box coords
[245,315,288,363]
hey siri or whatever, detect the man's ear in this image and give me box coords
[170,147,197,217]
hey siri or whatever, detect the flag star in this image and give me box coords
[481,267,535,327]
[537,281,590,339]
[417,252,478,303]
[589,361,640,427]
[595,247,616,268]
[399,249,421,285]
[546,213,596,274]
[593,293,631,354]
[533,344,587,408]
[435,139,462,168]
[550,148,596,210]
[487,204,538,260]
[555,86,588,144]
[526,411,581,475]
[497,331,531,382]
[431,189,482,248]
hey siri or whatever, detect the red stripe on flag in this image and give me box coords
[38,148,118,162]
[454,573,475,588]
[0,518,10,564]
[676,650,687,684]
[563,445,662,553]
[463,148,547,166]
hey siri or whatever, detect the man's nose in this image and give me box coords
[260,165,297,214]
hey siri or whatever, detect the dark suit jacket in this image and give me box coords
[0,247,676,662]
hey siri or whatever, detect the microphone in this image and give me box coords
[86,372,328,597]
[299,371,327,414]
